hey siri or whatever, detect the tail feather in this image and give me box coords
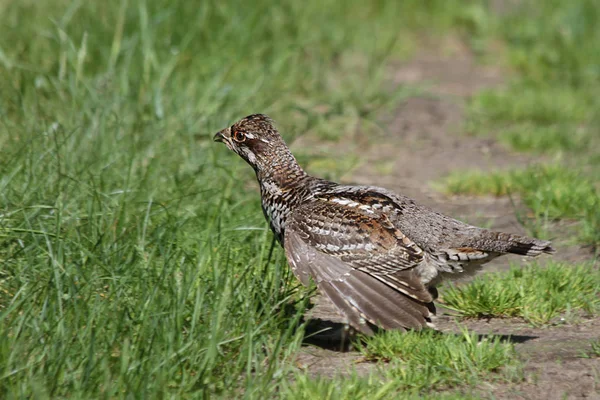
[506,238,555,256]
[465,231,555,257]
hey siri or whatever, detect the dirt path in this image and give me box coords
[437,317,600,399]
[293,39,600,399]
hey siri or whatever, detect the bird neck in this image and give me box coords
[255,148,308,191]
[254,149,310,244]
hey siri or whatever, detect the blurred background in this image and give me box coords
[1,0,599,398]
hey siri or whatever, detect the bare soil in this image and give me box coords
[437,316,600,399]
[294,39,600,399]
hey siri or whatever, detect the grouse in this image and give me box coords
[214,114,554,335]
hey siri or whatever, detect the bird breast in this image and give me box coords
[262,198,288,239]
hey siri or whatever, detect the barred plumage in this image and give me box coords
[214,114,554,335]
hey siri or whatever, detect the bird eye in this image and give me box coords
[233,131,246,142]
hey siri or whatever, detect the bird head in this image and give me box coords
[213,114,288,171]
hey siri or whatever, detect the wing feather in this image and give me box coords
[283,199,434,334]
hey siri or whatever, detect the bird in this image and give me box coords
[213,113,554,335]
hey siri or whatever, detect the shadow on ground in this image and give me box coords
[301,316,538,352]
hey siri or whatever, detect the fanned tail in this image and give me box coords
[466,231,555,257]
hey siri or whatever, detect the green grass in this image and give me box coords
[467,85,598,157]
[283,373,483,400]
[591,340,600,358]
[440,165,600,245]
[441,262,600,326]
[359,329,521,392]
[468,86,592,128]
[280,329,521,399]
[497,124,590,154]
[281,373,402,400]
[579,339,600,359]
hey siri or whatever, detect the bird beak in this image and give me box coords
[213,130,226,143]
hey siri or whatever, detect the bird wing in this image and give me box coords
[352,186,554,257]
[283,197,434,335]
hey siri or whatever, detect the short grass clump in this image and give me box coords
[591,340,600,358]
[468,86,592,128]
[282,373,482,400]
[359,329,521,392]
[281,373,400,400]
[579,339,600,359]
[441,262,600,325]
[467,85,598,157]
[440,164,600,245]
[281,329,519,399]
[497,124,590,154]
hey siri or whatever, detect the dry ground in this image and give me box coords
[292,39,600,400]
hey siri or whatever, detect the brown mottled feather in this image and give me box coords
[284,226,433,334]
